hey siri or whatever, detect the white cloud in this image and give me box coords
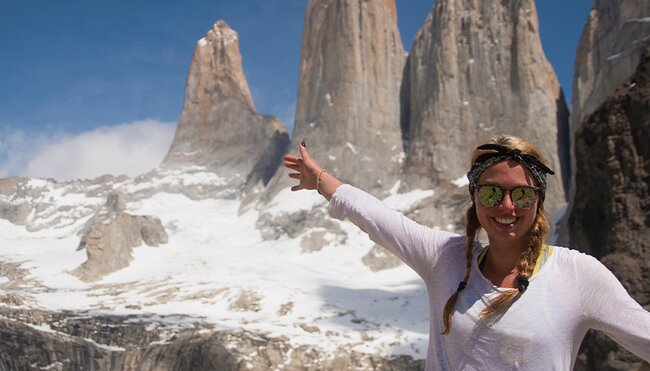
[0,120,176,181]
[0,130,38,179]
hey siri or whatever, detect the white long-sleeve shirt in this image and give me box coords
[328,184,650,370]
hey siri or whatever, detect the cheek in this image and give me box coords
[519,205,538,228]
[474,201,490,225]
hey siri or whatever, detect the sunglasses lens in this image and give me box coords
[478,185,503,207]
[511,186,537,209]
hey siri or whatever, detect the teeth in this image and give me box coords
[495,217,517,224]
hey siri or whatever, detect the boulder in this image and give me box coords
[73,193,168,282]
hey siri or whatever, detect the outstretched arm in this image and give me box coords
[284,143,455,277]
[283,143,342,201]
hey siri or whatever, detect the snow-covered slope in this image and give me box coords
[0,169,434,361]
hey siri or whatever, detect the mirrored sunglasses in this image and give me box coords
[476,184,539,209]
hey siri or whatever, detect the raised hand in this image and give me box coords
[283,143,322,192]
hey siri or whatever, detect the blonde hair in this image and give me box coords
[441,135,551,335]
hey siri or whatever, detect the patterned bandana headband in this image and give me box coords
[466,143,555,201]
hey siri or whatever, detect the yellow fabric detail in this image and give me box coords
[478,244,553,277]
[478,247,489,266]
[532,244,553,276]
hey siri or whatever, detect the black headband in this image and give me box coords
[467,144,555,200]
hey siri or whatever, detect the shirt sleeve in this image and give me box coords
[578,253,650,362]
[328,184,459,279]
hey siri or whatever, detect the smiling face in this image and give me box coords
[474,160,539,250]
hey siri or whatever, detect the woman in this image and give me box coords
[284,135,650,370]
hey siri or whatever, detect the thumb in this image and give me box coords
[298,142,310,160]
[298,143,320,172]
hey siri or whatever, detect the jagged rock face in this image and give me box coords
[557,0,650,246]
[162,20,290,194]
[403,0,568,217]
[0,308,425,371]
[570,46,650,371]
[267,0,406,198]
[570,0,650,140]
[73,193,168,282]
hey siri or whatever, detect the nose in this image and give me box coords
[499,190,516,210]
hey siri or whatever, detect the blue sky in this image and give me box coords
[0,0,591,180]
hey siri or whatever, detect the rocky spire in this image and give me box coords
[556,0,650,245]
[402,0,568,217]
[570,0,650,139]
[162,20,289,193]
[265,0,407,199]
[567,0,650,196]
[570,45,650,371]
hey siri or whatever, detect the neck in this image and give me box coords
[486,248,519,274]
[483,240,526,279]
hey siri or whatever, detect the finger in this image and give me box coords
[291,185,302,192]
[288,173,301,179]
[298,144,309,160]
[284,154,300,162]
[284,162,300,170]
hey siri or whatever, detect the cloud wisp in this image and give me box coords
[0,120,176,181]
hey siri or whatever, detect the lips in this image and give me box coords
[494,216,517,225]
